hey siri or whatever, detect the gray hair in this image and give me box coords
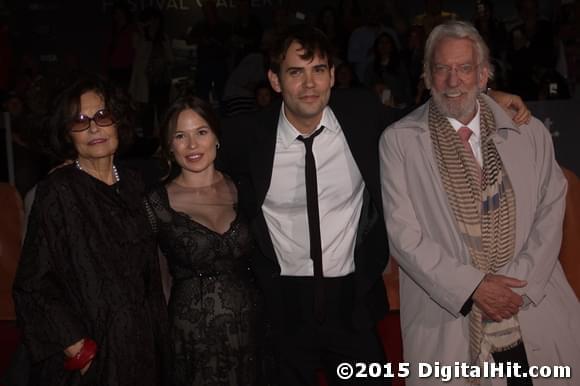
[423,21,494,89]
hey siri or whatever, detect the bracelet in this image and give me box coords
[64,338,97,371]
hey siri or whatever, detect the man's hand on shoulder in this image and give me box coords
[472,273,527,322]
[487,89,531,126]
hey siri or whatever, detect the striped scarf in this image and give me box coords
[428,97,521,373]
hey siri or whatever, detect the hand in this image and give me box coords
[64,339,84,358]
[64,339,93,375]
[472,274,527,322]
[487,89,531,126]
[80,360,92,375]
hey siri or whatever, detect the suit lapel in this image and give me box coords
[246,103,282,264]
[250,103,280,209]
[329,92,383,206]
[329,94,371,183]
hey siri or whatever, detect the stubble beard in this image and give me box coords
[286,91,331,128]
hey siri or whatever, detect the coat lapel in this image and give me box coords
[418,130,439,178]
[486,95,527,253]
[493,131,527,253]
[412,103,441,186]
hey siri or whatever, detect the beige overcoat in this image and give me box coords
[379,95,580,385]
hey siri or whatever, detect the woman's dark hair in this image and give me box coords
[269,24,335,75]
[159,95,220,175]
[48,72,135,161]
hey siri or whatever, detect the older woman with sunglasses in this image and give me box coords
[13,74,170,386]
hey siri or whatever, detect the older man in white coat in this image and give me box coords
[380,21,580,385]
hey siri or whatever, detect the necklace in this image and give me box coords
[75,160,120,183]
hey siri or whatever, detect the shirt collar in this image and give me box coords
[447,100,481,140]
[277,104,340,148]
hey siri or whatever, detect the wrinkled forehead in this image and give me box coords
[432,37,478,64]
[69,89,105,117]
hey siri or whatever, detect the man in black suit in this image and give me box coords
[222,24,393,386]
[220,24,529,386]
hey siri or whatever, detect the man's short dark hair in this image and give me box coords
[269,24,334,75]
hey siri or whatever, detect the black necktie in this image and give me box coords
[297,127,325,322]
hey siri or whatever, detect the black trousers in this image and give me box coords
[271,275,390,386]
[492,343,534,386]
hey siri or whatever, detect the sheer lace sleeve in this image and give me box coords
[144,186,174,235]
[144,196,158,234]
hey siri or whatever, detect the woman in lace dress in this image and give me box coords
[145,96,263,385]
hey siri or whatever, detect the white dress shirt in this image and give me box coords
[262,105,364,277]
[447,102,483,166]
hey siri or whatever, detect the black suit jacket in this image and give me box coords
[220,88,400,330]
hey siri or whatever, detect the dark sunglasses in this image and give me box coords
[69,109,116,132]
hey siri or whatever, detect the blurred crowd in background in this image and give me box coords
[0,0,579,197]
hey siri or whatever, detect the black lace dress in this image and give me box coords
[145,184,262,386]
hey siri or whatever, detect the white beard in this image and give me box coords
[432,87,480,123]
